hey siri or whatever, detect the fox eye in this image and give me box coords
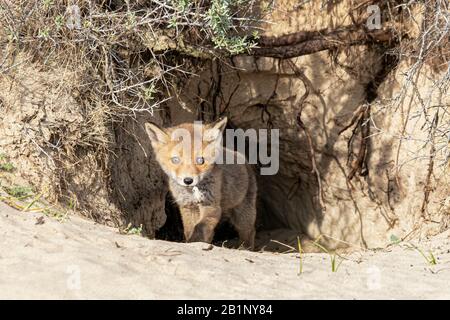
[196,156,205,165]
[171,156,180,164]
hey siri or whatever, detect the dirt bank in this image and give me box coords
[1,1,448,251]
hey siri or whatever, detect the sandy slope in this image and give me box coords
[0,201,449,299]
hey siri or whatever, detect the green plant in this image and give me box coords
[427,251,437,265]
[54,14,64,29]
[143,83,158,101]
[414,246,438,265]
[206,0,256,54]
[390,234,401,245]
[123,223,143,236]
[168,16,178,29]
[0,153,14,171]
[4,185,33,198]
[173,0,190,12]
[68,196,77,210]
[313,241,343,273]
[126,12,137,30]
[0,162,14,172]
[42,0,54,9]
[37,27,50,39]
[43,208,68,222]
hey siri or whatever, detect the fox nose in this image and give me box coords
[183,177,194,185]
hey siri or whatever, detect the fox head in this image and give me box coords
[145,118,227,187]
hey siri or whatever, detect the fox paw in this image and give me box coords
[188,223,213,243]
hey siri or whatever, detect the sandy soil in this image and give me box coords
[1,201,449,299]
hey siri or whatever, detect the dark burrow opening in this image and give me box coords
[155,194,240,246]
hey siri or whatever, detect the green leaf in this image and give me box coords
[390,234,401,244]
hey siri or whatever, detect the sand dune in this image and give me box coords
[1,201,449,299]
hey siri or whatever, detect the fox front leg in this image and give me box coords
[188,206,221,244]
[179,206,200,242]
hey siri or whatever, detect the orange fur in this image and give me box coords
[145,118,257,249]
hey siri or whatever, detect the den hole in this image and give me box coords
[154,123,300,252]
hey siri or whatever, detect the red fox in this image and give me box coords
[145,118,257,249]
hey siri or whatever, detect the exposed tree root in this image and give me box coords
[339,48,399,181]
[253,27,397,59]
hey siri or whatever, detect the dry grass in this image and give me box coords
[0,0,266,228]
[388,0,449,171]
[0,0,261,151]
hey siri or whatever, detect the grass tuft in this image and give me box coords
[312,238,343,273]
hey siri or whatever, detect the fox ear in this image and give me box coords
[204,117,227,142]
[145,122,168,146]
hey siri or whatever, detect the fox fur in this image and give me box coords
[145,118,257,249]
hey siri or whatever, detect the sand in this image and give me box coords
[1,201,449,299]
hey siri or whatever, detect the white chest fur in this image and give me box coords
[192,186,204,202]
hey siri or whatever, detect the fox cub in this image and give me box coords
[145,118,257,249]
